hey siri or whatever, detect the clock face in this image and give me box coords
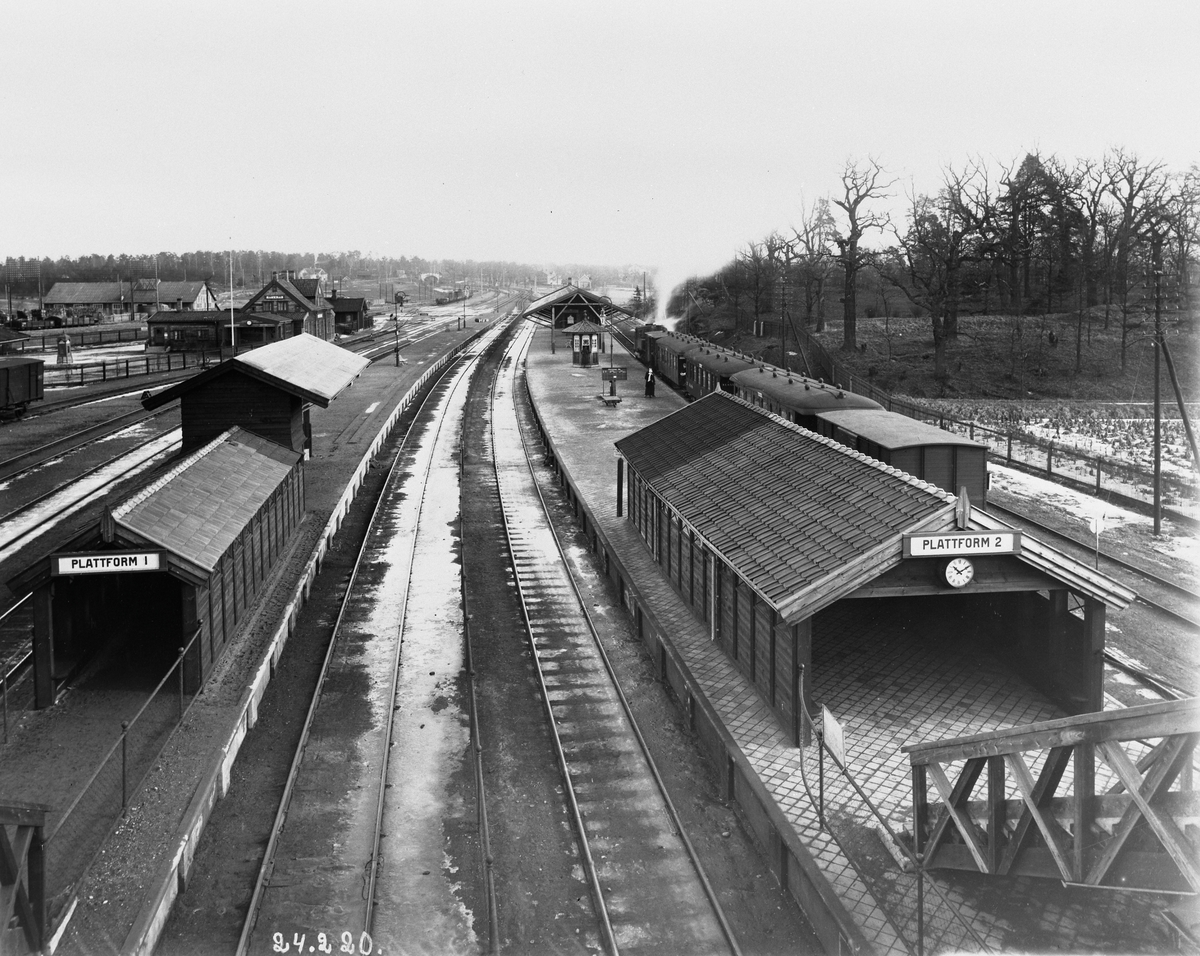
[945,557,975,588]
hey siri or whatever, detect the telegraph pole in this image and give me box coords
[1152,232,1164,535]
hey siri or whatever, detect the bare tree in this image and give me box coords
[831,158,892,350]
[1105,148,1171,369]
[791,197,837,331]
[737,240,775,332]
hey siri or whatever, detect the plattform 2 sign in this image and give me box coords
[902,532,1022,558]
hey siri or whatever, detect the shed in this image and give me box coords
[142,333,370,454]
[8,427,305,708]
[559,319,607,366]
[816,407,989,504]
[615,392,1133,741]
[521,284,634,330]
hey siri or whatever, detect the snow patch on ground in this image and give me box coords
[991,463,1200,569]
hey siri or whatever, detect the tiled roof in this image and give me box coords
[113,428,299,573]
[289,278,324,302]
[522,285,634,321]
[615,392,954,622]
[328,296,367,312]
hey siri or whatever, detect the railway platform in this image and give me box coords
[0,317,495,956]
[519,323,1182,954]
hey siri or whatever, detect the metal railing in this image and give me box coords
[794,326,1198,515]
[796,667,991,956]
[0,595,34,744]
[40,625,203,920]
[41,349,220,387]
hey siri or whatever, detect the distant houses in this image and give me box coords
[44,280,218,317]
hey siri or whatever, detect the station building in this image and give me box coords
[8,336,369,708]
[615,391,1134,743]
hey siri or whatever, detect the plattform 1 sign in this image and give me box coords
[52,551,164,576]
[902,532,1022,558]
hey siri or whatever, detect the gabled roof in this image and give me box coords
[328,296,368,312]
[111,427,301,574]
[143,333,370,410]
[521,284,635,323]
[617,391,955,623]
[44,280,213,306]
[616,391,1133,621]
[289,277,325,303]
[44,282,125,305]
[243,277,318,313]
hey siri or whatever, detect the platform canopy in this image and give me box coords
[9,427,302,592]
[144,332,369,409]
[616,391,1134,625]
[521,284,634,326]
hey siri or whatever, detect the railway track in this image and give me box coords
[985,500,1199,630]
[491,324,740,955]
[236,319,514,955]
[0,427,182,565]
[0,406,176,480]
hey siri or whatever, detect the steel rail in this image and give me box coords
[986,501,1199,629]
[234,353,467,956]
[457,351,503,955]
[0,431,181,559]
[0,406,175,479]
[505,327,744,956]
[363,321,509,927]
[489,327,620,956]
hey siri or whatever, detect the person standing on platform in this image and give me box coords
[645,367,656,397]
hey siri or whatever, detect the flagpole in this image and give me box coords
[229,247,235,358]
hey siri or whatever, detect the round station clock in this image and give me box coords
[944,557,975,588]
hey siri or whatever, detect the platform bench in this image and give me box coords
[599,395,623,408]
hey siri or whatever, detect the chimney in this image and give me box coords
[271,271,278,281]
[329,288,337,300]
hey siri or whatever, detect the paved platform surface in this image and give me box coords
[0,314,496,955]
[521,323,1175,954]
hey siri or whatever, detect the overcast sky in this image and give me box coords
[3,0,1197,291]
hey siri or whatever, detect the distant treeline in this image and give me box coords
[1,250,638,294]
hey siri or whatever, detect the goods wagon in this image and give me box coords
[814,408,988,503]
[0,356,45,418]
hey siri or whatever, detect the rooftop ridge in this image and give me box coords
[111,427,239,520]
[708,390,958,505]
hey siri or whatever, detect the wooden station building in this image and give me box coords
[615,391,1134,744]
[142,333,370,455]
[8,336,369,709]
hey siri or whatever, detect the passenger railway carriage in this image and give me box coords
[641,329,990,503]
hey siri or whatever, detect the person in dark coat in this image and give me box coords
[645,367,656,397]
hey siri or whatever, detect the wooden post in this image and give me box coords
[32,585,55,709]
[616,458,624,517]
[987,755,1006,873]
[1073,743,1095,882]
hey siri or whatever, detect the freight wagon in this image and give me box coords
[0,355,45,418]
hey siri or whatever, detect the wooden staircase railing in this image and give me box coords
[903,698,1200,894]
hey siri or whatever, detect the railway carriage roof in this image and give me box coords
[817,408,986,450]
[687,348,756,376]
[615,391,1132,620]
[730,367,883,412]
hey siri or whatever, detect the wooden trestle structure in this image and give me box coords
[904,697,1200,894]
[0,801,47,956]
